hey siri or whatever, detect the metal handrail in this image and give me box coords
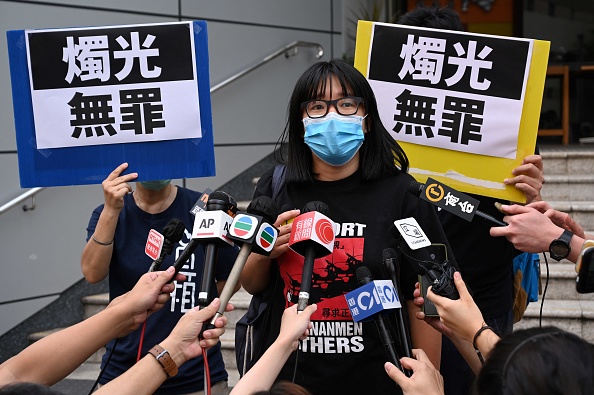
[0,40,324,215]
[210,41,324,93]
[0,187,43,215]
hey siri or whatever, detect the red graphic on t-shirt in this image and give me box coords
[279,237,364,321]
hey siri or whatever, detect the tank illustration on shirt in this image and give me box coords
[280,237,363,320]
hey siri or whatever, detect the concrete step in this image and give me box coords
[541,174,594,201]
[513,299,594,342]
[540,149,594,175]
[538,263,594,300]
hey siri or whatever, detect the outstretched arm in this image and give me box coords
[96,298,231,395]
[230,303,317,395]
[527,201,586,239]
[426,272,500,364]
[410,273,497,374]
[490,204,587,263]
[0,267,181,387]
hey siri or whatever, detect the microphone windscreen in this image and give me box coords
[170,220,186,243]
[247,196,280,223]
[407,181,424,197]
[356,265,373,285]
[302,201,329,215]
[159,218,185,256]
[206,190,236,214]
[281,204,292,213]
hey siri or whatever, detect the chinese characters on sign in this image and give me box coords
[8,20,215,187]
[367,24,532,159]
[26,22,201,149]
[419,177,481,222]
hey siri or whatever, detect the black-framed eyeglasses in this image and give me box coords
[301,96,364,119]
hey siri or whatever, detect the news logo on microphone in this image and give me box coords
[288,211,335,256]
[145,229,164,260]
[419,178,480,222]
[228,213,278,256]
[345,280,401,322]
[192,210,234,246]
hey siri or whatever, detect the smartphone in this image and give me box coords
[419,274,439,317]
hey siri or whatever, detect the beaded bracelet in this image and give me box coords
[473,324,494,365]
[92,234,114,246]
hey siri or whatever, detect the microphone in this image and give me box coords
[346,265,403,371]
[148,218,186,272]
[382,248,413,370]
[171,191,236,307]
[288,201,335,312]
[408,179,507,227]
[189,188,214,215]
[209,196,280,325]
[390,225,459,301]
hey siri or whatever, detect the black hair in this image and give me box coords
[473,326,594,395]
[0,383,63,395]
[253,381,313,395]
[397,5,464,32]
[276,58,409,183]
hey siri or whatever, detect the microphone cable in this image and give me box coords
[137,321,147,362]
[87,338,118,395]
[539,253,550,328]
[203,347,211,395]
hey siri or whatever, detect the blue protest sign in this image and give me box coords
[7,21,215,187]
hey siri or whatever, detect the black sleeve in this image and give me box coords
[253,167,275,200]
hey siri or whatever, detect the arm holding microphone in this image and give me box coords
[384,348,444,395]
[0,267,184,387]
[230,304,316,395]
[387,272,501,394]
[528,200,586,239]
[490,203,591,264]
[412,271,500,374]
[96,298,230,395]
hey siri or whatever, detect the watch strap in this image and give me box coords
[148,344,178,378]
[559,229,573,244]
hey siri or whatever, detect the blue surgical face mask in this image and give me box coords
[303,112,365,167]
[140,179,171,191]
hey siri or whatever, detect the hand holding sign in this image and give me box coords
[102,162,138,212]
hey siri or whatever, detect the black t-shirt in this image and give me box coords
[253,167,456,395]
[437,194,518,319]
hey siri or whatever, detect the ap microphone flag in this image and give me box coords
[345,279,401,322]
[191,210,234,246]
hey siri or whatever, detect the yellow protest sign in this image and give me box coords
[355,21,550,202]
